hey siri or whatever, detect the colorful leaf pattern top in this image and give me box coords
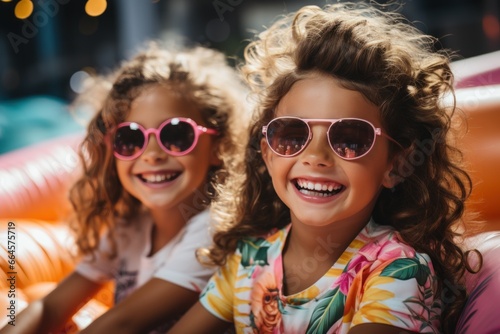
[200,220,442,333]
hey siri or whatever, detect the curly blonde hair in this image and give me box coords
[69,42,248,260]
[204,3,472,332]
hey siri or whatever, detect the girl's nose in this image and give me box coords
[299,125,335,167]
[141,134,168,163]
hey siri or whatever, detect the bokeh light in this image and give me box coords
[69,70,91,94]
[483,14,500,40]
[85,0,107,17]
[14,0,33,19]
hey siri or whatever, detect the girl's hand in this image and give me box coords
[167,301,231,334]
[348,323,418,334]
[80,278,201,333]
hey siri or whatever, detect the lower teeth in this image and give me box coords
[299,189,334,197]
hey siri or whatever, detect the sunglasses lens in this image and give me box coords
[266,118,309,156]
[330,120,375,158]
[114,125,145,158]
[160,120,195,153]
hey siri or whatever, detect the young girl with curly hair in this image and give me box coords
[4,42,247,333]
[168,2,473,334]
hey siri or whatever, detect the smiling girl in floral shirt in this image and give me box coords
[168,2,473,334]
[201,220,441,333]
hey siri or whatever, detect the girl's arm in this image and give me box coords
[348,324,417,334]
[0,271,104,334]
[80,278,213,333]
[167,301,231,334]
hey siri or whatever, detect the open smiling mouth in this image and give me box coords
[138,172,181,184]
[294,178,344,197]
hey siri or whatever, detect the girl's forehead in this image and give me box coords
[125,85,205,125]
[274,76,382,125]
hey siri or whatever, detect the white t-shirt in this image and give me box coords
[76,209,214,304]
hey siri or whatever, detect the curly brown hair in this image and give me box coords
[203,3,472,332]
[68,42,248,260]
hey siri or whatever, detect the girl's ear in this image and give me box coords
[382,159,402,189]
[260,138,273,178]
[382,170,400,189]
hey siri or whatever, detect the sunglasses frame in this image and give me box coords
[113,117,218,160]
[262,116,401,160]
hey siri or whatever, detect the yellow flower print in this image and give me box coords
[206,293,232,321]
[354,287,396,325]
[206,253,241,320]
[349,273,396,326]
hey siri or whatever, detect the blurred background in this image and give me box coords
[0,0,499,154]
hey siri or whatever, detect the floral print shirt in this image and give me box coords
[200,220,442,334]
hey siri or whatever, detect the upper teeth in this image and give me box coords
[296,179,341,192]
[142,174,173,183]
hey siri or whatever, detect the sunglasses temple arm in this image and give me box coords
[199,126,219,136]
[380,132,404,150]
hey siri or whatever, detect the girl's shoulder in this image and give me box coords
[358,220,434,272]
[187,208,211,226]
[182,208,213,239]
[360,220,421,259]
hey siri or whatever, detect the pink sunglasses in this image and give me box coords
[113,117,218,160]
[262,117,401,160]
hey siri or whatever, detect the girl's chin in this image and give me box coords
[291,215,339,228]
